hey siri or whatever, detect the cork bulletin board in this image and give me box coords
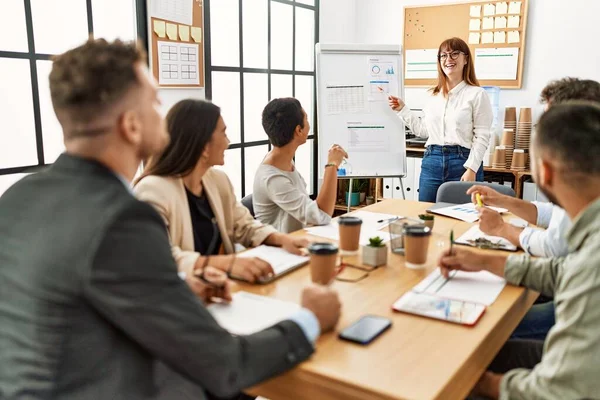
[147,0,205,88]
[404,0,528,89]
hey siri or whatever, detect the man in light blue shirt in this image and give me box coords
[468,77,600,341]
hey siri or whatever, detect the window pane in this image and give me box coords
[243,73,268,142]
[214,148,242,199]
[212,71,241,144]
[270,74,292,100]
[0,173,31,197]
[295,0,315,5]
[270,2,293,70]
[242,0,268,69]
[1,0,28,52]
[294,75,314,134]
[244,145,268,197]
[37,60,64,163]
[294,8,314,72]
[31,0,89,55]
[295,138,313,195]
[0,59,38,169]
[92,0,136,42]
[210,0,239,67]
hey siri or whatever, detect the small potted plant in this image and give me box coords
[365,195,375,205]
[418,214,435,229]
[362,236,388,267]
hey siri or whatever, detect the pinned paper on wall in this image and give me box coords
[468,32,481,45]
[495,2,508,14]
[166,23,178,40]
[475,47,519,80]
[481,32,494,44]
[470,5,481,17]
[483,3,496,16]
[507,15,520,28]
[191,27,202,43]
[494,31,506,44]
[469,19,481,31]
[482,17,495,30]
[153,20,166,38]
[178,25,190,41]
[508,1,522,14]
[150,0,193,26]
[507,31,520,43]
[495,16,507,29]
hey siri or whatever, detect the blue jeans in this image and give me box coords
[418,145,484,202]
[511,301,556,341]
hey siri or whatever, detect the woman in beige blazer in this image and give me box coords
[135,100,307,282]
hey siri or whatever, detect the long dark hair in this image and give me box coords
[137,99,221,182]
[432,37,480,98]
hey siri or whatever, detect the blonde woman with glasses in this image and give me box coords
[388,37,492,202]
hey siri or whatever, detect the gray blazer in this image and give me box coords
[0,154,313,400]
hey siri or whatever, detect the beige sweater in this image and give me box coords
[134,168,277,275]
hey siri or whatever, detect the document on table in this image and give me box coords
[305,224,396,245]
[413,268,506,306]
[455,225,518,251]
[207,292,299,335]
[346,210,404,230]
[428,203,508,223]
[237,245,309,275]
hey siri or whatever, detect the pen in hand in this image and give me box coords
[450,230,454,256]
[476,193,483,208]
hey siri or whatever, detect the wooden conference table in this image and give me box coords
[240,199,538,400]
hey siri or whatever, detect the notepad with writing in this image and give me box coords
[207,291,299,335]
[393,291,486,326]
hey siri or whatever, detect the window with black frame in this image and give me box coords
[204,0,319,199]
[0,0,137,193]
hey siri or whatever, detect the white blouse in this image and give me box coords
[397,81,493,172]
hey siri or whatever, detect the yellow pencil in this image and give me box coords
[476,193,483,207]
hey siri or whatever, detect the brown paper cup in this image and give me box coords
[307,242,339,285]
[403,225,431,269]
[338,216,362,255]
[519,107,532,122]
[504,107,517,122]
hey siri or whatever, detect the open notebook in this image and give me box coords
[237,245,309,283]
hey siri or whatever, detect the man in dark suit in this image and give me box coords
[0,39,341,400]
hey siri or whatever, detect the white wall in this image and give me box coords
[157,88,205,115]
[352,0,600,128]
[319,0,357,43]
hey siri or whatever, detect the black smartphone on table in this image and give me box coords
[339,315,392,345]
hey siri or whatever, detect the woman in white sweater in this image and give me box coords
[253,98,347,233]
[388,37,492,202]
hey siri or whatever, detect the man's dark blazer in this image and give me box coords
[0,153,313,400]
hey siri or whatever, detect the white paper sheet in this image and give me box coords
[455,225,517,251]
[483,3,496,16]
[405,49,439,80]
[508,1,522,14]
[368,56,399,101]
[482,17,495,30]
[475,47,519,80]
[507,31,520,43]
[481,32,494,44]
[468,32,481,45]
[207,292,299,335]
[428,203,508,223]
[325,85,367,115]
[346,210,405,230]
[413,269,506,306]
[496,2,508,14]
[237,245,309,275]
[494,31,506,44]
[470,5,481,17]
[347,124,390,152]
[304,225,396,246]
[469,18,481,31]
[150,0,193,26]
[495,16,507,29]
[157,41,200,85]
[507,15,520,28]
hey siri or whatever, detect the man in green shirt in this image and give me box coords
[439,102,600,399]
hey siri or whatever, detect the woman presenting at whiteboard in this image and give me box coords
[388,37,492,202]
